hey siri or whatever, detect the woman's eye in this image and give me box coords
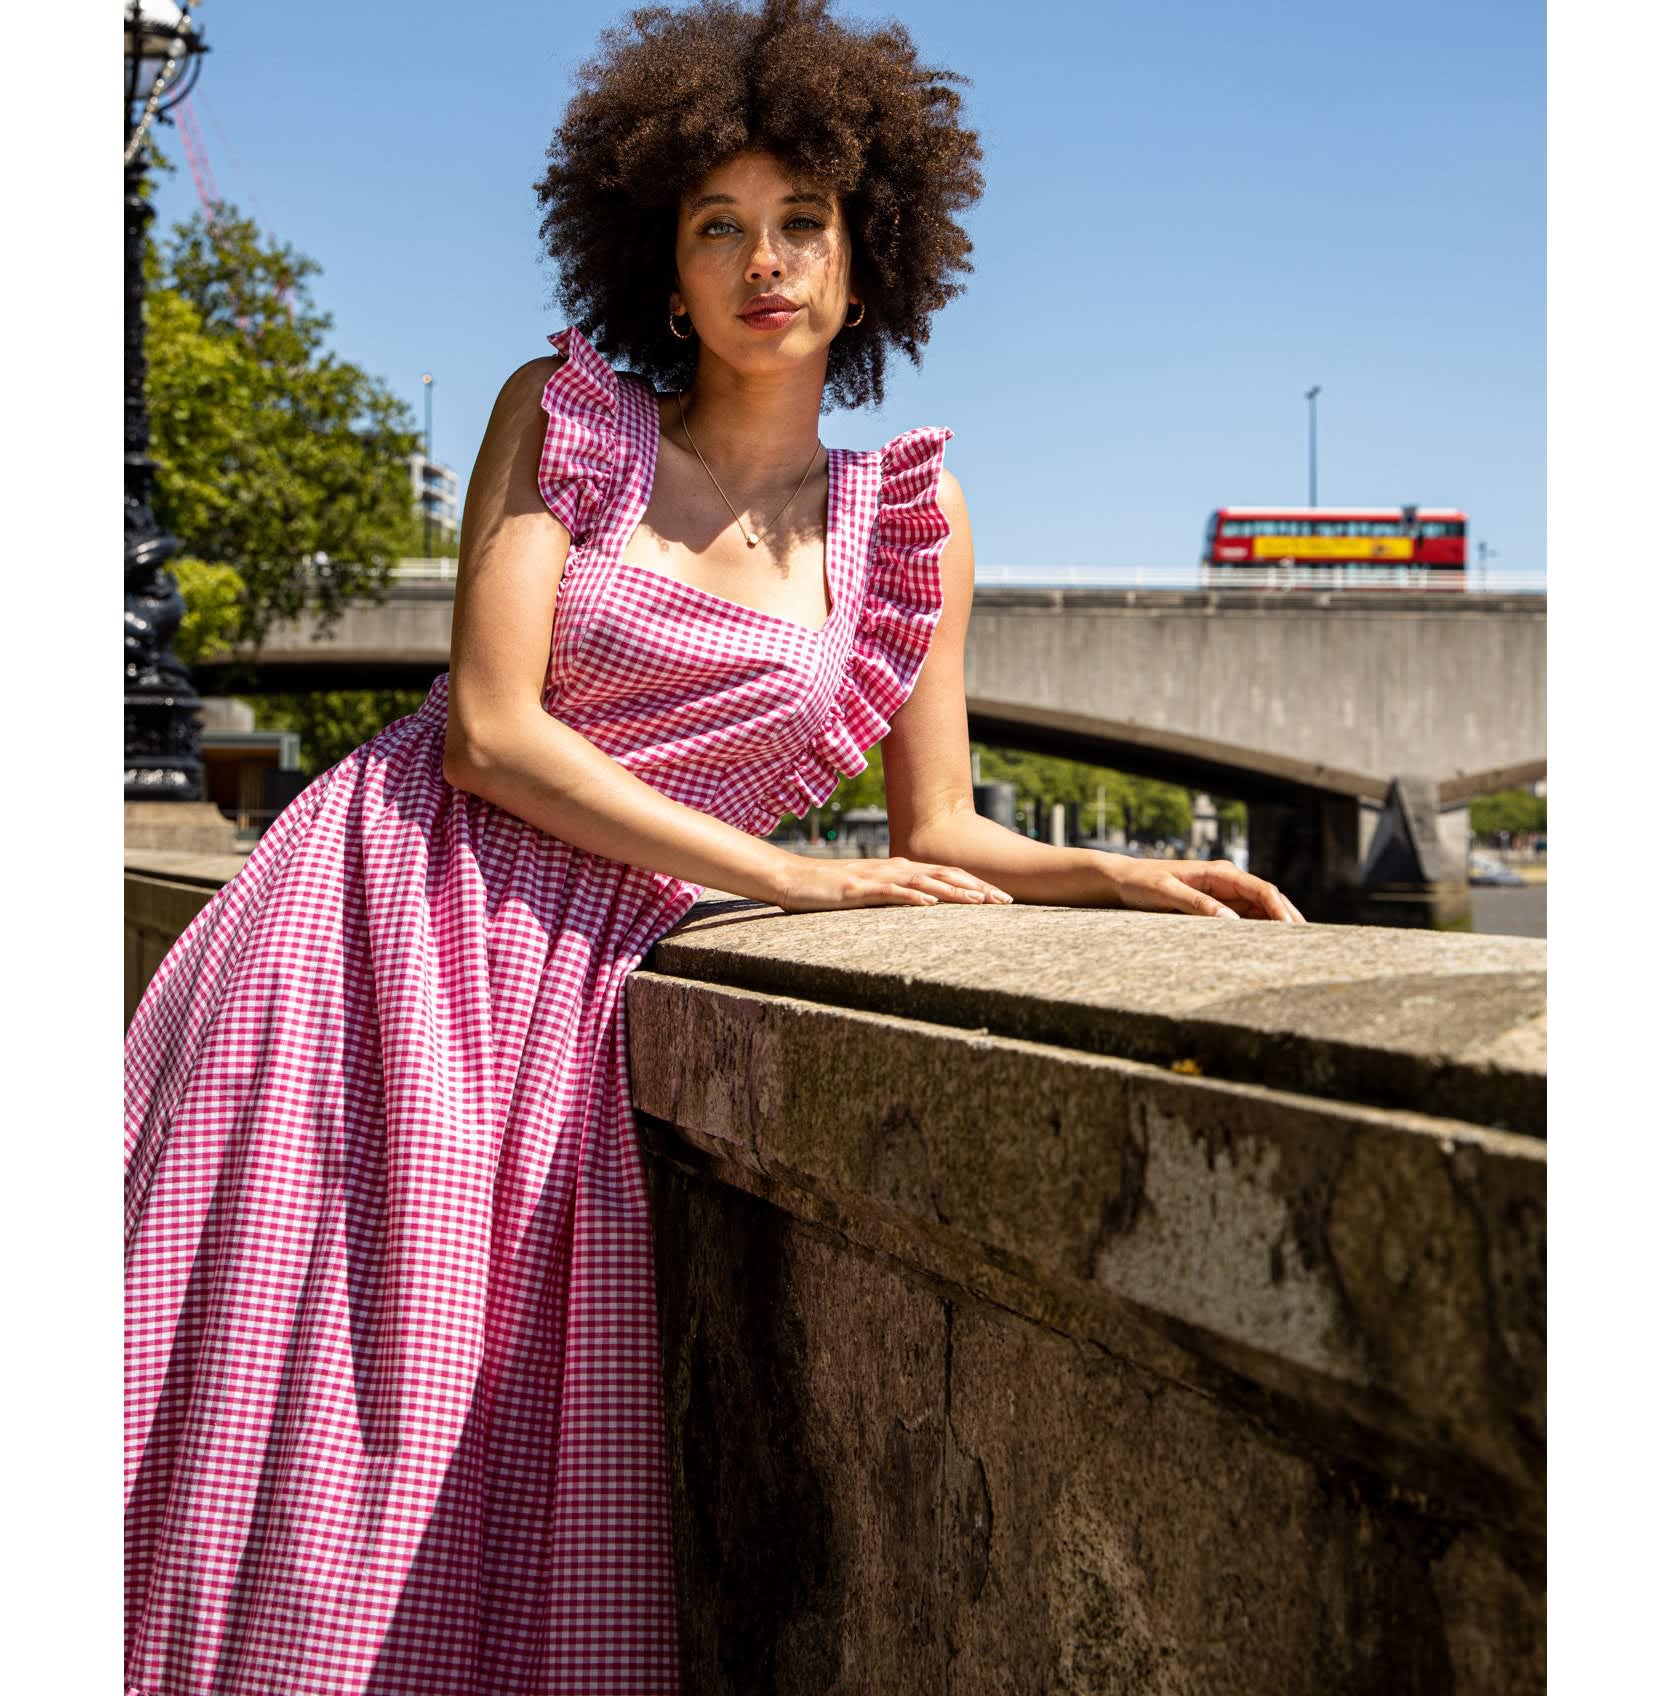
[701,220,739,237]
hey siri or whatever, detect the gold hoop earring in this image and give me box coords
[843,301,866,328]
[668,312,695,341]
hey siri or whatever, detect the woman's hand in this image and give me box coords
[1103,855,1307,923]
[772,854,1015,913]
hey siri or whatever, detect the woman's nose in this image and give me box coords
[745,229,784,281]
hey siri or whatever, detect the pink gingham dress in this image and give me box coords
[124,324,953,1696]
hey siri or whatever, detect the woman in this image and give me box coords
[125,2,1304,1692]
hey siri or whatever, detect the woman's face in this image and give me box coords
[670,149,859,377]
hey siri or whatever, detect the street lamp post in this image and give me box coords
[421,372,435,558]
[124,1,209,802]
[1304,385,1321,506]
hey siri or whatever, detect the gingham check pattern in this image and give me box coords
[124,324,952,1696]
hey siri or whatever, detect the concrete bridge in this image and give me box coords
[196,581,1546,923]
[126,855,1547,1691]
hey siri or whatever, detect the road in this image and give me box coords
[1469,882,1546,939]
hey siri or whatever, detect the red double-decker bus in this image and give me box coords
[1201,506,1468,590]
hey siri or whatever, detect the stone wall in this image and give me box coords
[629,903,1545,1694]
[125,851,249,1025]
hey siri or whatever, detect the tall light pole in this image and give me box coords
[1304,385,1321,507]
[125,2,210,803]
[421,372,435,557]
[1477,538,1499,592]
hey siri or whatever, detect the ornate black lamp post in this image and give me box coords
[124,1,209,802]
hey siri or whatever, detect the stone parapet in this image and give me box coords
[124,800,243,855]
[630,903,1545,1693]
[124,850,251,1025]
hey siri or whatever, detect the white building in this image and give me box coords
[409,453,460,546]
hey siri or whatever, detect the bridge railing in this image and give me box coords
[974,563,1549,594]
[388,557,1548,594]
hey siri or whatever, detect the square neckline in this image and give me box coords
[611,376,842,640]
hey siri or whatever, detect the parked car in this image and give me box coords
[1468,850,1526,888]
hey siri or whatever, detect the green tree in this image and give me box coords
[145,207,422,657]
[1469,787,1546,839]
[1211,796,1249,837]
[171,556,246,665]
[965,745,1194,840]
[256,689,430,779]
[801,743,1216,847]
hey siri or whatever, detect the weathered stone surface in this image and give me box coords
[124,800,242,854]
[647,902,1546,1134]
[628,974,1544,1509]
[125,848,251,887]
[943,1301,1541,1696]
[631,902,1543,1685]
[647,1160,950,1696]
[645,1162,1543,1696]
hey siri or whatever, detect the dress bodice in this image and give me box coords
[532,325,954,838]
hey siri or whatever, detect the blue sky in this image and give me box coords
[144,0,1545,573]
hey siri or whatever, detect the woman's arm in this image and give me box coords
[441,362,1012,913]
[881,472,1305,922]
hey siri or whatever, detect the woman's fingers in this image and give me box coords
[882,859,1011,904]
[1187,860,1307,923]
[909,867,1012,903]
[1158,874,1241,919]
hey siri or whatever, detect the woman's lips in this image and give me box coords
[738,305,801,332]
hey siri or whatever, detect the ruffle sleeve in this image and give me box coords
[535,326,620,546]
[775,425,955,819]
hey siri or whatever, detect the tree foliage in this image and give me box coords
[1469,787,1546,839]
[809,742,1239,846]
[145,207,421,656]
[170,556,246,666]
[256,690,430,779]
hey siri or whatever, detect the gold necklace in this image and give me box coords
[677,391,822,549]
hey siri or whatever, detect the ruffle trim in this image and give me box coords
[755,425,954,827]
[535,326,620,545]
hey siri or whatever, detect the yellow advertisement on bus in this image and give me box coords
[1250,535,1414,561]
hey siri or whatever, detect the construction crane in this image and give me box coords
[172,92,292,334]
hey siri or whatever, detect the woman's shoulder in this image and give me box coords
[520,327,637,543]
[863,422,961,535]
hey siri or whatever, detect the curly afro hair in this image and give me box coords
[533,0,983,410]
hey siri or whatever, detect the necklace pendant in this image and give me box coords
[746,531,760,548]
